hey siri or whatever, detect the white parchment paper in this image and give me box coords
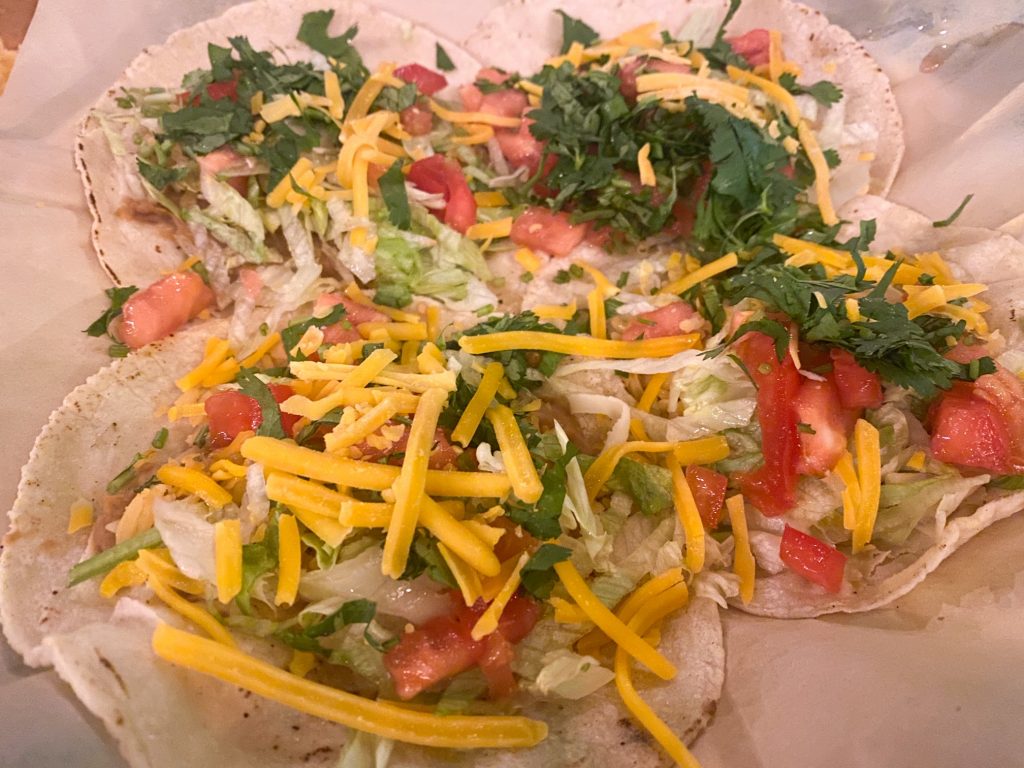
[1,1,1022,766]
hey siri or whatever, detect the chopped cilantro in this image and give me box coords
[778,72,843,106]
[555,10,600,53]
[520,544,572,599]
[236,368,285,438]
[379,161,411,229]
[85,286,138,339]
[436,42,456,72]
[136,159,188,190]
[933,193,975,228]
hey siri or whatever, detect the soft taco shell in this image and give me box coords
[0,319,724,766]
[465,0,904,205]
[735,195,1024,618]
[75,0,482,289]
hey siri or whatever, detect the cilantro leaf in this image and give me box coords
[136,159,188,190]
[236,368,286,438]
[933,193,975,228]
[401,532,457,588]
[436,42,456,72]
[520,544,572,599]
[379,161,411,229]
[507,454,572,539]
[297,11,360,59]
[778,72,843,106]
[280,303,347,361]
[555,10,599,54]
[85,286,138,339]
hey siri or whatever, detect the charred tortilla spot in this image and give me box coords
[97,652,128,693]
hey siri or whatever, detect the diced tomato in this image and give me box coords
[203,384,298,448]
[619,301,697,341]
[480,88,529,118]
[406,155,477,234]
[400,104,434,136]
[779,525,847,593]
[458,80,527,118]
[197,146,250,195]
[459,83,484,111]
[394,63,448,96]
[115,271,214,349]
[204,391,262,449]
[510,206,588,257]
[685,466,728,529]
[726,29,771,67]
[617,59,643,102]
[735,331,801,516]
[316,294,388,344]
[491,517,539,563]
[205,79,239,102]
[617,57,689,102]
[930,382,1012,473]
[384,593,540,700]
[830,349,883,409]
[793,378,848,476]
[495,119,545,175]
[178,77,239,107]
[354,426,458,469]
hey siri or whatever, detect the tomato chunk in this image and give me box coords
[394,63,448,96]
[510,207,588,257]
[930,382,1013,473]
[726,29,771,67]
[315,294,389,344]
[116,271,214,349]
[735,332,801,515]
[406,155,477,234]
[794,378,848,476]
[384,593,540,700]
[685,466,728,529]
[204,391,262,449]
[619,301,697,341]
[399,104,434,136]
[495,119,545,175]
[779,525,847,593]
[830,349,883,409]
[204,384,298,448]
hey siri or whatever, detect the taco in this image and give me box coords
[466,0,904,204]
[77,0,895,360]
[2,290,728,767]
[520,194,1024,619]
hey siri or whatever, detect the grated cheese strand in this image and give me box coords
[555,561,676,680]
[213,520,243,604]
[852,419,881,553]
[667,456,705,574]
[726,495,755,604]
[451,362,504,447]
[660,252,738,296]
[577,567,684,656]
[487,405,544,503]
[613,584,700,768]
[471,552,529,640]
[275,514,301,606]
[157,465,233,510]
[242,437,511,497]
[459,332,700,359]
[152,624,548,748]
[382,388,449,577]
[420,497,501,577]
[136,556,234,646]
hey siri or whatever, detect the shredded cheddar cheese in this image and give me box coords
[451,362,504,447]
[275,514,301,606]
[152,623,547,748]
[667,456,705,574]
[726,495,755,604]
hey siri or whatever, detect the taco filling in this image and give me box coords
[81,4,878,354]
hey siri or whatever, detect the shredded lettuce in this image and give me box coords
[435,669,489,715]
[151,495,217,583]
[199,173,266,260]
[533,650,614,699]
[872,475,988,546]
[336,730,395,768]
